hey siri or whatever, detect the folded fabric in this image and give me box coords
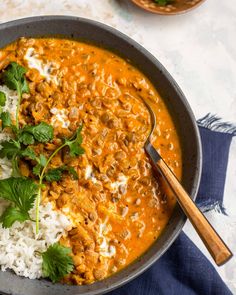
[108,115,235,295]
[196,114,236,213]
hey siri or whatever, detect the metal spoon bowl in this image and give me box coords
[141,96,233,266]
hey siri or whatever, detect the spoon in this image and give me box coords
[131,0,206,15]
[142,97,233,266]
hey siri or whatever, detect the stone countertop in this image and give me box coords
[0,0,235,293]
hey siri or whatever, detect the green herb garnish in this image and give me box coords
[0,138,22,177]
[35,125,84,233]
[154,0,173,5]
[66,166,78,180]
[0,62,30,177]
[1,62,29,129]
[0,124,83,231]
[0,91,6,107]
[19,122,54,145]
[0,177,38,228]
[41,243,74,283]
[0,121,54,177]
[44,167,64,182]
[64,125,85,157]
[44,165,78,182]
[0,139,21,159]
[0,111,12,130]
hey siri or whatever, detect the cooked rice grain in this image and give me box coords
[0,202,72,279]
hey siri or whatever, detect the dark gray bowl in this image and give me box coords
[0,16,202,295]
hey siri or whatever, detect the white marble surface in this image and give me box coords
[0,0,236,293]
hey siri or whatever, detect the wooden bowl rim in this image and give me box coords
[131,0,207,15]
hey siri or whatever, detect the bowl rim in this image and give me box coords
[0,15,202,295]
[130,0,207,15]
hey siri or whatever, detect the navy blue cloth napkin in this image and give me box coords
[108,115,235,295]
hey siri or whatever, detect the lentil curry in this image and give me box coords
[0,38,182,284]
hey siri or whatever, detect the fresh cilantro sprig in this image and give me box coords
[0,111,12,130]
[0,91,6,112]
[0,123,81,230]
[0,121,54,177]
[0,63,56,179]
[0,177,38,228]
[0,123,83,232]
[41,243,74,283]
[1,62,29,129]
[0,139,20,159]
[0,138,22,177]
[35,125,84,233]
[44,165,78,182]
[18,122,54,145]
[0,62,31,176]
[64,125,84,157]
[36,125,83,182]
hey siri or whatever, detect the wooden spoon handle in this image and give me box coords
[155,157,232,266]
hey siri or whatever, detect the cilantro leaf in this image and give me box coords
[42,243,74,283]
[0,177,38,213]
[0,177,38,227]
[65,126,84,157]
[0,111,12,130]
[0,140,22,178]
[0,205,30,228]
[11,156,21,178]
[19,122,54,144]
[67,166,78,180]
[39,154,47,166]
[44,167,64,182]
[0,91,6,107]
[2,62,29,95]
[0,139,21,159]
[18,132,35,145]
[1,62,29,130]
[20,147,37,161]
[44,165,78,182]
[1,61,28,129]
[21,148,47,176]
[33,164,42,177]
[67,144,85,157]
[0,138,49,178]
[32,154,47,177]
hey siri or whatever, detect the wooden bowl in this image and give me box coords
[131,0,206,15]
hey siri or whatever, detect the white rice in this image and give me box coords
[0,85,72,279]
[0,85,17,179]
[0,202,72,279]
[0,85,18,119]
